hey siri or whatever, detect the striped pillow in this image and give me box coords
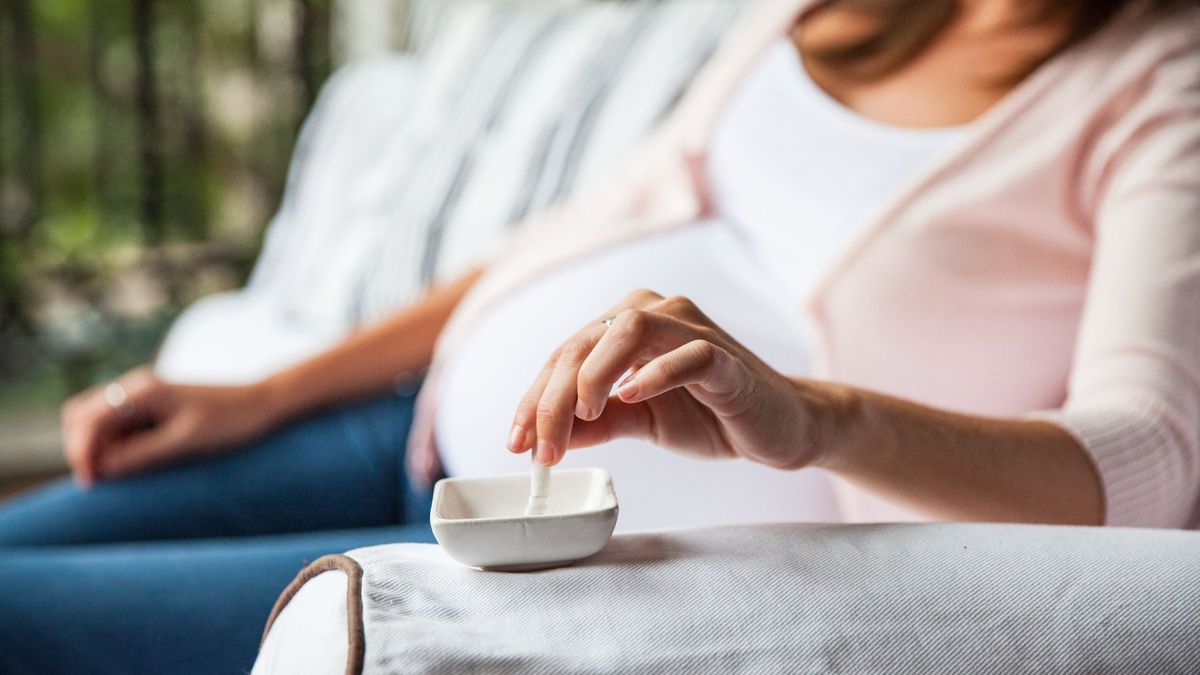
[261,0,743,328]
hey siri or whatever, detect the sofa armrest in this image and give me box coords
[255,522,1200,674]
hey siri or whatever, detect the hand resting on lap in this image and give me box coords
[61,367,276,485]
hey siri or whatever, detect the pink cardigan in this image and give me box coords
[410,0,1200,528]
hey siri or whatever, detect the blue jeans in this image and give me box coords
[0,392,434,675]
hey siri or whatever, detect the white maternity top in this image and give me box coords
[435,41,967,530]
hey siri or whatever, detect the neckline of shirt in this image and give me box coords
[771,40,973,144]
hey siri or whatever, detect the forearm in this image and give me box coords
[259,267,483,425]
[811,382,1104,525]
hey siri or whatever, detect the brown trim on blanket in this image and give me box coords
[259,554,365,675]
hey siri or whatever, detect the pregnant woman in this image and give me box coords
[3,0,1199,672]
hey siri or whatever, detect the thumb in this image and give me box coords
[96,419,192,480]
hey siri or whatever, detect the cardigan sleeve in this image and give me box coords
[1033,51,1200,528]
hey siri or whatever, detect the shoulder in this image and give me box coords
[1069,5,1200,211]
[1100,3,1200,92]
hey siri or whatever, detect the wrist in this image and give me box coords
[255,372,299,429]
[800,380,867,472]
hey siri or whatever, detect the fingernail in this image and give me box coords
[575,399,593,420]
[508,424,525,452]
[536,439,556,465]
[617,377,639,401]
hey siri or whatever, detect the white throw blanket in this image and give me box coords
[254,523,1200,674]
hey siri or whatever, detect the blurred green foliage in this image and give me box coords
[0,0,331,406]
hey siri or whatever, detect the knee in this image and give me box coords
[0,479,94,547]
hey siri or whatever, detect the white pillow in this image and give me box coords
[283,0,742,327]
[162,1,741,385]
[254,523,1200,674]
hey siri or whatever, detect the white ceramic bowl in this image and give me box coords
[430,468,619,571]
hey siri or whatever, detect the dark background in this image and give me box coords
[0,0,332,486]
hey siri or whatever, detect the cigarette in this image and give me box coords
[525,453,551,515]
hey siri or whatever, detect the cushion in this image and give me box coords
[158,0,741,385]
[157,56,422,383]
[342,0,745,325]
[253,523,1200,674]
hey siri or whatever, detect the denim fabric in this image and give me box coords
[0,392,433,675]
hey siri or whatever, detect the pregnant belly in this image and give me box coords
[435,220,841,530]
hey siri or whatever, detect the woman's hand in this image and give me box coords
[60,367,278,486]
[507,289,847,468]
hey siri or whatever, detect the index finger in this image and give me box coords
[575,309,699,422]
